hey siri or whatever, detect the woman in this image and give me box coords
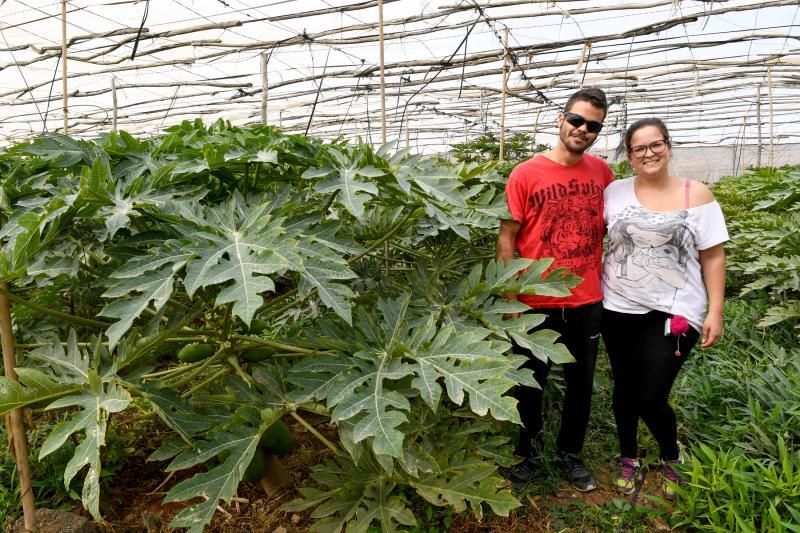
[601,118,727,499]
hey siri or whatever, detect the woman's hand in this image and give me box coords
[701,311,723,347]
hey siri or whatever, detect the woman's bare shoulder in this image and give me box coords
[686,179,715,207]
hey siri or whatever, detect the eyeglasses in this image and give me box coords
[629,139,670,158]
[562,112,604,134]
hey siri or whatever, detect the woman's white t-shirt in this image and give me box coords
[602,178,729,332]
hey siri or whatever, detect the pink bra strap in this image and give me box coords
[684,179,690,209]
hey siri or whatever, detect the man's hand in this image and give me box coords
[502,293,522,320]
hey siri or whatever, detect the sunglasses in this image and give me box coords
[629,139,670,158]
[562,112,604,134]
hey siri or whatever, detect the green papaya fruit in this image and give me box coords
[241,346,275,362]
[244,448,266,483]
[249,319,269,333]
[259,420,293,455]
[177,343,215,363]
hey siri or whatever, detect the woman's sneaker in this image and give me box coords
[662,458,682,500]
[615,457,643,495]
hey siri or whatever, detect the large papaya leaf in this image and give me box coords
[0,210,42,271]
[40,382,131,520]
[411,325,521,421]
[163,407,280,533]
[327,354,414,458]
[286,357,357,404]
[296,240,357,324]
[182,195,302,325]
[484,257,581,297]
[140,386,214,443]
[289,293,529,460]
[26,329,90,383]
[0,368,78,416]
[302,147,382,219]
[285,458,416,533]
[20,134,100,168]
[410,450,519,519]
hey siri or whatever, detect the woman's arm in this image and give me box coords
[699,243,726,347]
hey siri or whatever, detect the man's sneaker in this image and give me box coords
[661,458,682,500]
[615,457,643,495]
[506,455,542,489]
[556,452,597,492]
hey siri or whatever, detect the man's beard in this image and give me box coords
[560,126,593,154]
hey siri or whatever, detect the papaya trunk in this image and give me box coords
[0,283,36,532]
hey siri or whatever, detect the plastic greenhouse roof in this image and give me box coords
[1,0,798,153]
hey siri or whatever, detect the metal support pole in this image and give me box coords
[479,89,485,131]
[378,0,387,143]
[768,68,774,166]
[111,77,118,132]
[756,84,762,167]
[261,52,269,125]
[499,28,509,162]
[61,0,68,133]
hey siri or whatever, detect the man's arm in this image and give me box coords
[497,219,522,316]
[496,219,521,263]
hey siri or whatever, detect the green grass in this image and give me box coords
[670,298,800,530]
[0,416,79,529]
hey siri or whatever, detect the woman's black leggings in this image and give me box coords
[602,308,699,461]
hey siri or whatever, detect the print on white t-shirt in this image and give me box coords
[604,206,690,310]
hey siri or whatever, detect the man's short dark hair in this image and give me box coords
[564,88,608,118]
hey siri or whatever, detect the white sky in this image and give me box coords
[1,0,798,153]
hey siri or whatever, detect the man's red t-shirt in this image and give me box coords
[505,153,614,308]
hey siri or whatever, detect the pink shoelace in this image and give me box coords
[620,457,638,481]
[663,460,680,482]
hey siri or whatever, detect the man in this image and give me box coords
[497,87,614,491]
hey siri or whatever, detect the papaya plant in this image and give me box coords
[713,165,800,327]
[0,120,579,531]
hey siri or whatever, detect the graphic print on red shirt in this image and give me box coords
[505,153,614,308]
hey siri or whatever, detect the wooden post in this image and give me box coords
[261,52,269,125]
[499,27,509,162]
[768,67,774,167]
[61,0,68,133]
[111,77,118,132]
[0,283,36,532]
[378,0,387,143]
[479,89,485,131]
[756,84,762,167]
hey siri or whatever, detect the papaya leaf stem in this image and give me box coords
[230,334,319,355]
[167,348,229,388]
[180,367,230,398]
[289,411,339,455]
[0,286,111,329]
[346,207,419,265]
